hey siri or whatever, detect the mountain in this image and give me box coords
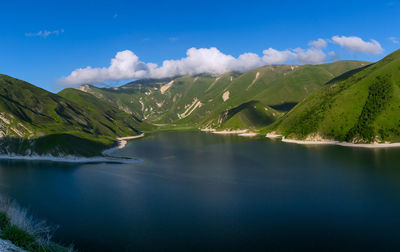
[0,60,371,156]
[271,49,400,143]
[76,61,368,130]
[0,75,148,156]
[217,101,283,129]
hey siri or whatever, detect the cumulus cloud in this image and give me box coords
[389,37,399,44]
[60,50,149,85]
[331,35,383,54]
[262,48,295,65]
[59,35,383,86]
[60,47,329,86]
[309,38,328,49]
[262,47,326,65]
[25,29,64,38]
[60,48,265,85]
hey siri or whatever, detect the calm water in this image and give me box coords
[1,131,400,251]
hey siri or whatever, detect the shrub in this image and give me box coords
[346,75,393,143]
[0,211,10,229]
[0,195,75,251]
[1,224,39,251]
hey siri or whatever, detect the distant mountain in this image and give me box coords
[0,75,148,156]
[0,59,372,156]
[76,61,368,129]
[271,49,400,143]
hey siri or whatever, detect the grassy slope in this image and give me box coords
[0,75,148,156]
[219,101,283,129]
[77,61,367,130]
[272,49,400,143]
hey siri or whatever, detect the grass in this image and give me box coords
[0,75,150,157]
[218,101,282,129]
[345,75,393,142]
[272,49,400,143]
[74,61,367,130]
[0,195,75,252]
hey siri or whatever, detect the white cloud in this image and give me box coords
[262,48,295,65]
[60,47,327,86]
[309,38,328,49]
[59,35,383,86]
[389,37,399,44]
[331,35,383,54]
[262,47,326,65]
[293,48,326,64]
[25,29,64,38]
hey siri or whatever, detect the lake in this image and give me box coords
[1,131,400,251]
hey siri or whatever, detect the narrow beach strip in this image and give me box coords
[212,130,249,135]
[282,138,400,148]
[238,133,258,137]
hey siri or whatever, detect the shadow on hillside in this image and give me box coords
[0,134,112,157]
[270,102,298,112]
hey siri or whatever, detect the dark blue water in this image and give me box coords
[1,131,400,251]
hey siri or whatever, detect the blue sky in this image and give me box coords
[0,0,399,92]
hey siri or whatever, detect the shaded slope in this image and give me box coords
[218,101,282,129]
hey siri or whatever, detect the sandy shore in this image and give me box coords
[212,130,249,135]
[201,129,258,137]
[238,133,258,137]
[103,134,145,155]
[266,133,282,139]
[282,138,400,148]
[200,128,216,132]
[117,134,145,148]
[266,133,400,148]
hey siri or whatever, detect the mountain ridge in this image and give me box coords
[270,49,400,144]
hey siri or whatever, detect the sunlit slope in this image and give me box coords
[76,61,367,129]
[272,49,400,143]
[58,88,152,134]
[0,75,147,156]
[194,61,369,128]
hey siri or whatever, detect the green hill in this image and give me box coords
[76,61,367,129]
[271,49,400,144]
[0,60,370,156]
[0,75,148,156]
[217,101,283,130]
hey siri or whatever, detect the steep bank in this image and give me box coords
[0,75,150,157]
[271,49,400,144]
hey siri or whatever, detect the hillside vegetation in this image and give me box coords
[0,75,149,156]
[271,49,400,143]
[0,59,374,156]
[75,61,367,130]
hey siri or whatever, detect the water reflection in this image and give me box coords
[0,131,400,251]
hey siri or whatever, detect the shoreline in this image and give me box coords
[102,134,145,155]
[0,154,140,163]
[201,128,259,137]
[238,132,258,137]
[0,134,145,163]
[115,134,145,149]
[266,133,400,148]
[200,128,258,137]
